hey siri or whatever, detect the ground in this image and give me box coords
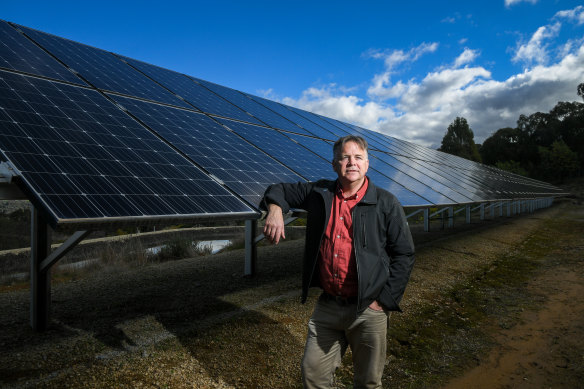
[0,198,582,388]
[442,206,584,389]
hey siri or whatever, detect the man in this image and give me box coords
[262,135,415,388]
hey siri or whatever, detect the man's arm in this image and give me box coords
[380,197,416,311]
[264,203,286,245]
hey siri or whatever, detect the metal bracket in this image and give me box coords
[0,161,26,200]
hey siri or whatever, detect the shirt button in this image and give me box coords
[340,217,343,220]
[337,235,340,238]
[334,254,338,257]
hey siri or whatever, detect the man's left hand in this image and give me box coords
[369,300,384,311]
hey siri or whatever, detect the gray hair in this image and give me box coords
[332,135,369,160]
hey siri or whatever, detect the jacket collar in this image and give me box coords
[316,178,377,205]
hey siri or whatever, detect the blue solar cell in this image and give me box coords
[0,21,82,84]
[17,24,191,109]
[110,95,304,206]
[370,150,477,203]
[244,94,339,139]
[0,70,254,225]
[193,78,309,134]
[121,56,269,126]
[215,118,336,182]
[285,107,348,138]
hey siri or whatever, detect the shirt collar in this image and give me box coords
[336,177,369,200]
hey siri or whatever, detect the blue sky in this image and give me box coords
[3,0,584,148]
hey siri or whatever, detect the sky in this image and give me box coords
[3,0,584,148]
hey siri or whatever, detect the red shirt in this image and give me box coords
[319,177,369,297]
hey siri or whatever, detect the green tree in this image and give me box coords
[578,82,584,101]
[495,160,528,176]
[479,127,526,165]
[538,140,579,182]
[438,117,482,162]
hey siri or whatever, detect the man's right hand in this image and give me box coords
[263,203,286,245]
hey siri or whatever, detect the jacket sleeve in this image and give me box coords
[379,196,416,311]
[260,181,316,214]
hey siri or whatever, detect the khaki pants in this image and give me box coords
[301,296,389,389]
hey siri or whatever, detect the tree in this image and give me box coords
[538,140,579,182]
[438,117,482,162]
[480,127,521,165]
[495,160,528,176]
[578,82,584,101]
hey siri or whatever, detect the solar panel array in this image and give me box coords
[0,20,566,228]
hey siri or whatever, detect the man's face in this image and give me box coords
[332,141,369,188]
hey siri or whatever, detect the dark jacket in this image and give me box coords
[262,178,415,312]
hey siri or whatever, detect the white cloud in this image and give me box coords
[284,45,584,149]
[281,8,584,150]
[454,48,480,67]
[505,0,537,8]
[512,22,561,66]
[282,84,397,130]
[365,42,438,100]
[554,5,584,25]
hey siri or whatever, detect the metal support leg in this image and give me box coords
[244,219,257,277]
[448,206,454,228]
[30,206,51,331]
[424,208,429,232]
[466,205,471,224]
[480,203,485,220]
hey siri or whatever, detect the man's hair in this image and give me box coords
[332,135,369,160]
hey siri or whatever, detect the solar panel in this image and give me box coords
[0,21,82,84]
[193,77,310,134]
[109,95,304,206]
[243,94,339,139]
[369,150,476,203]
[0,21,567,230]
[121,56,268,125]
[0,70,255,226]
[215,118,337,182]
[17,24,192,109]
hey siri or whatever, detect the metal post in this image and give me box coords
[466,204,471,224]
[30,206,51,331]
[448,206,454,228]
[244,219,257,277]
[480,203,485,220]
[424,208,429,232]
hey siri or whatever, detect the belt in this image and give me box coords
[320,292,358,306]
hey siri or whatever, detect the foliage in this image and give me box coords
[479,85,584,183]
[538,140,580,182]
[495,160,528,176]
[438,117,482,162]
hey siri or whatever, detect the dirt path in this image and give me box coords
[443,209,584,389]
